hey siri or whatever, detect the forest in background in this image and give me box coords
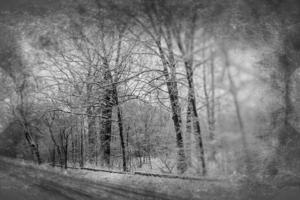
[0,0,299,179]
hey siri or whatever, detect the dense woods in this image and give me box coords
[0,0,299,181]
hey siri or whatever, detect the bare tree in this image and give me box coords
[108,0,188,173]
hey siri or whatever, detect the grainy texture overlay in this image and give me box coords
[0,0,299,199]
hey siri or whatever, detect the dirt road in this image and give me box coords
[2,158,299,200]
[0,160,182,200]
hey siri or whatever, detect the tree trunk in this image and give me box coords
[34,144,42,165]
[113,30,127,171]
[168,83,186,174]
[116,99,127,171]
[57,147,63,168]
[126,126,130,169]
[80,120,84,168]
[79,128,84,168]
[19,87,42,165]
[185,60,206,176]
[64,137,68,169]
[173,10,206,174]
[225,58,251,174]
[99,59,113,167]
[185,97,192,167]
[191,99,206,175]
[203,53,217,164]
[87,110,96,163]
[111,78,127,171]
[156,39,187,174]
[25,131,42,164]
[51,147,56,167]
[86,83,96,164]
[71,134,75,165]
[280,53,295,131]
[276,54,299,166]
[210,52,216,142]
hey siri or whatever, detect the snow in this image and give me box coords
[0,156,240,200]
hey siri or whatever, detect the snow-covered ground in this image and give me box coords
[0,156,244,200]
[5,156,297,200]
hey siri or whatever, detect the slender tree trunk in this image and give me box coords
[284,74,292,126]
[203,52,217,164]
[210,52,216,142]
[116,101,127,171]
[80,121,84,168]
[164,77,185,172]
[57,147,63,168]
[51,146,56,167]
[185,96,192,167]
[126,126,130,169]
[266,52,299,175]
[74,133,78,165]
[185,60,207,175]
[64,135,69,169]
[100,59,114,167]
[225,58,251,174]
[144,121,152,168]
[112,79,127,171]
[19,85,42,165]
[113,30,127,171]
[71,134,75,165]
[277,54,298,148]
[280,55,295,130]
[173,10,206,174]
[95,131,98,166]
[156,39,187,174]
[86,83,96,164]
[34,144,42,165]
[25,131,42,165]
[166,70,186,173]
[87,111,96,163]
